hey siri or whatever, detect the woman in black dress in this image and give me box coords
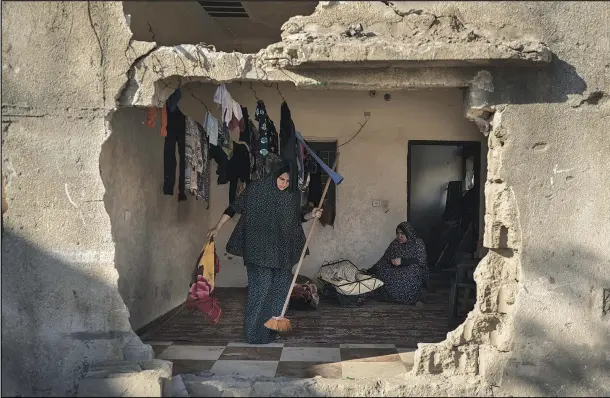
[207,162,321,344]
[366,222,428,305]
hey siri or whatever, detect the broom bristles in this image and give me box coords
[264,316,292,332]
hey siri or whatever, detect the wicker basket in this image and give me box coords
[316,259,384,308]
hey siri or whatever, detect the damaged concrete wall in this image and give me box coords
[119,1,608,396]
[443,2,610,396]
[1,2,154,396]
[2,0,609,396]
[100,107,210,330]
[177,82,482,286]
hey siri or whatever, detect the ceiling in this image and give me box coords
[123,1,318,53]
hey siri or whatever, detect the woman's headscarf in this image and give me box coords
[384,222,427,270]
[273,161,291,182]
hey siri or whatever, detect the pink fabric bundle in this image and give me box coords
[186,275,221,324]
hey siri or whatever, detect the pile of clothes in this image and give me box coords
[289,275,320,310]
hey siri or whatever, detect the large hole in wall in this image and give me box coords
[108,0,522,382]
[122,1,317,53]
[104,80,490,358]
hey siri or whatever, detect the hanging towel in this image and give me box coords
[204,112,219,146]
[186,240,221,324]
[146,107,157,128]
[214,84,238,126]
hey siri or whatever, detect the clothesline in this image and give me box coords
[145,83,341,227]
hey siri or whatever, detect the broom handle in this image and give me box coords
[278,154,339,318]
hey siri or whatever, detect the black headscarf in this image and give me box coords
[384,222,427,270]
[274,162,291,181]
[371,221,429,304]
[225,162,306,269]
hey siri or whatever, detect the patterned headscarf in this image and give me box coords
[385,222,427,269]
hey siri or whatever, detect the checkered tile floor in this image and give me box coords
[147,341,416,379]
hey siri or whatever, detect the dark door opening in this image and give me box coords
[407,140,483,327]
[407,140,483,267]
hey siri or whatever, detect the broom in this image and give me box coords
[265,155,339,332]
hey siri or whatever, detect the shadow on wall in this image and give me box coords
[492,57,588,104]
[1,231,134,397]
[100,107,210,331]
[505,243,610,396]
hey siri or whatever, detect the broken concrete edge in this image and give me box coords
[101,2,524,390]
[111,0,551,109]
[396,73,522,385]
[177,373,494,397]
[116,45,550,108]
[77,359,172,397]
[273,1,551,67]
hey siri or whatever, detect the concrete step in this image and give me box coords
[77,359,173,397]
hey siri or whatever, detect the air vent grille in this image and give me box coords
[198,1,249,18]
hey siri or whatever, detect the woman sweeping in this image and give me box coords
[207,162,322,344]
[365,221,429,305]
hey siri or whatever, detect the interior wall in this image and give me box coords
[176,83,482,286]
[101,108,210,330]
[409,145,464,239]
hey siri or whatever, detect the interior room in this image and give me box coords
[102,81,487,348]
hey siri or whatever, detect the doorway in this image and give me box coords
[407,140,483,268]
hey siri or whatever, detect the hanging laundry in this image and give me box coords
[162,95,187,201]
[214,84,244,133]
[185,116,202,196]
[239,106,257,181]
[146,107,157,128]
[213,84,231,122]
[227,142,251,205]
[217,121,229,154]
[243,107,263,181]
[279,101,298,194]
[197,123,211,206]
[228,101,245,133]
[209,144,229,185]
[239,106,251,143]
[160,104,168,137]
[254,100,279,167]
[167,88,182,112]
[204,111,219,146]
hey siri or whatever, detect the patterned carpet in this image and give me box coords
[142,276,453,347]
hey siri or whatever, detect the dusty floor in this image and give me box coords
[142,275,457,379]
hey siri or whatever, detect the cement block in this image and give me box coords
[77,359,172,397]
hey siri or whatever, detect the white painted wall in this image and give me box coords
[176,83,483,286]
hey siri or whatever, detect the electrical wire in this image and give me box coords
[338,115,371,148]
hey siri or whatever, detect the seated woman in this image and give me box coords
[365,222,429,305]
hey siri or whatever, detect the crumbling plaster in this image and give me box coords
[117,1,550,108]
[2,0,609,397]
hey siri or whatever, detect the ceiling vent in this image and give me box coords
[198,1,249,18]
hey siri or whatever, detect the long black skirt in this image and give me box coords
[244,264,293,344]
